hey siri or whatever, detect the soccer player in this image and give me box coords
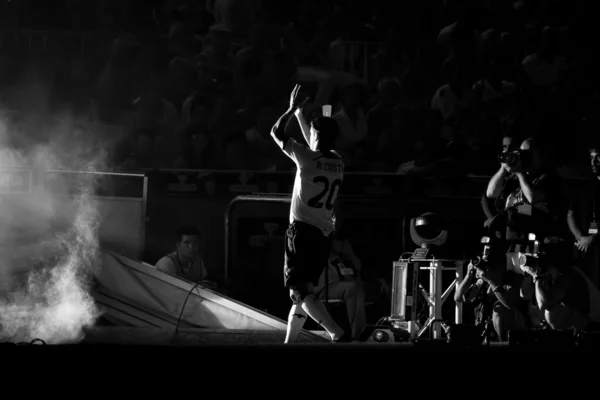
[270,84,351,343]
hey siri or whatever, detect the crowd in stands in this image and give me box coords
[0,0,598,177]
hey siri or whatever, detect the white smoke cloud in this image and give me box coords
[0,65,121,344]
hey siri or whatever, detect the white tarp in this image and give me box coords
[94,252,293,331]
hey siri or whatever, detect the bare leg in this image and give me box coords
[285,304,308,344]
[301,294,345,340]
[492,303,518,342]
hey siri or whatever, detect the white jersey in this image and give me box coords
[282,138,344,236]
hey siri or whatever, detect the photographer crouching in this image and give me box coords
[457,242,531,342]
[483,137,566,339]
[518,244,600,330]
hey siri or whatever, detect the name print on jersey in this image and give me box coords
[316,160,344,174]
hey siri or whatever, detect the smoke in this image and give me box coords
[0,64,119,344]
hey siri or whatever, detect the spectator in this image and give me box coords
[131,74,180,137]
[167,21,199,62]
[173,123,223,169]
[163,56,197,110]
[223,132,255,170]
[155,225,222,290]
[213,0,263,39]
[96,34,146,124]
[197,24,236,79]
[366,76,403,140]
[119,127,168,169]
[522,26,567,88]
[431,63,476,121]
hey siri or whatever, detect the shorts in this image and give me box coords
[283,220,331,292]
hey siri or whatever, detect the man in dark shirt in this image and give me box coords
[485,137,566,249]
[481,132,520,239]
[567,142,600,287]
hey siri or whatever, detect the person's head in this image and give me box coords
[309,116,339,152]
[213,70,234,96]
[539,26,558,54]
[224,133,250,169]
[208,24,232,55]
[175,225,201,259]
[502,134,514,153]
[112,33,141,67]
[168,57,195,87]
[588,142,600,177]
[137,81,165,119]
[519,137,547,173]
[169,22,195,56]
[187,123,211,152]
[377,76,401,105]
[133,127,160,155]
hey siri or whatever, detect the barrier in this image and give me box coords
[0,167,147,259]
[143,169,589,295]
[45,169,148,259]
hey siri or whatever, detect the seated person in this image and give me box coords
[520,249,600,330]
[155,225,221,290]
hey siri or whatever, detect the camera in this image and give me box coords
[498,149,532,167]
[514,233,544,273]
[471,236,494,269]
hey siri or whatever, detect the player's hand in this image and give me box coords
[289,84,309,111]
[576,235,596,252]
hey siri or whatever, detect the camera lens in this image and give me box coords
[498,151,518,166]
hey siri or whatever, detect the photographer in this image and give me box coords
[458,250,530,341]
[519,249,600,330]
[454,261,497,337]
[481,132,520,239]
[485,137,564,245]
[483,137,566,338]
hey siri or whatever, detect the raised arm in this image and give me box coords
[486,166,509,199]
[514,172,545,205]
[295,106,312,145]
[271,84,307,149]
[270,107,297,149]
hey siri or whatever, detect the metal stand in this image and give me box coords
[391,259,464,340]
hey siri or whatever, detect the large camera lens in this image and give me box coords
[498,152,518,166]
